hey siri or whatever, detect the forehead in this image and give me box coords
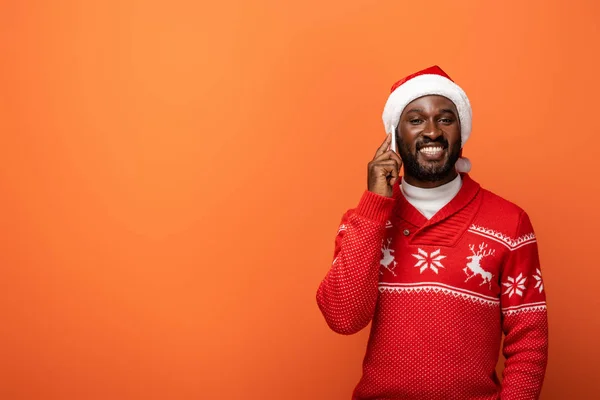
[403,95,457,113]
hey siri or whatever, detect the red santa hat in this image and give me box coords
[382,65,472,173]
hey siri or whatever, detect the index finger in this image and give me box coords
[374,134,391,158]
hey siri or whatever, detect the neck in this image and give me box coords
[402,170,459,189]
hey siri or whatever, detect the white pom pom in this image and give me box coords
[455,157,471,173]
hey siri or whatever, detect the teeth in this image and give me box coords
[420,147,443,153]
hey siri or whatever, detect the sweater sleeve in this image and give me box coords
[499,211,549,399]
[316,190,396,335]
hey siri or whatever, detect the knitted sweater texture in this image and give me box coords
[316,174,548,400]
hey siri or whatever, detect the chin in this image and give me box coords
[417,161,454,178]
[417,158,447,170]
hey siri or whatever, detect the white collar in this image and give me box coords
[400,174,463,219]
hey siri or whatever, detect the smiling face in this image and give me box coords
[395,95,462,188]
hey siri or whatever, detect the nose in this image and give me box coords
[422,119,442,140]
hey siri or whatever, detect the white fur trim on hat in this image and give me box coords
[455,156,471,173]
[382,73,472,169]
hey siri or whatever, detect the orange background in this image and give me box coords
[1,1,598,399]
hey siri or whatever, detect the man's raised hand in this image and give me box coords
[367,134,403,198]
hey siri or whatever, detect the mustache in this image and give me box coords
[416,137,449,150]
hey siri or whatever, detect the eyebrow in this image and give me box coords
[440,108,456,115]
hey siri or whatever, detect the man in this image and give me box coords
[316,66,548,399]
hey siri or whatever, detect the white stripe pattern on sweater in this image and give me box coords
[468,225,536,251]
[378,282,500,307]
[501,302,547,316]
[379,283,547,316]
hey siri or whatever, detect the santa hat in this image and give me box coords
[382,65,472,173]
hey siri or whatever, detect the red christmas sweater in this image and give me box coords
[317,174,548,400]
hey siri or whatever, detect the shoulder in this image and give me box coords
[470,180,533,239]
[479,186,526,218]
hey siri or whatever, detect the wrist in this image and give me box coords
[356,190,395,224]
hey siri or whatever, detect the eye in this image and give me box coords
[410,118,423,125]
[439,118,454,124]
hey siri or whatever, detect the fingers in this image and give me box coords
[387,160,401,186]
[375,159,401,174]
[389,165,400,186]
[369,159,401,179]
[390,151,403,168]
[372,149,403,166]
[368,134,403,197]
[367,157,401,197]
[373,134,392,159]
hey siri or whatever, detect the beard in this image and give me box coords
[396,134,461,182]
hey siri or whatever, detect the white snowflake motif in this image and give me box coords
[412,248,446,274]
[502,273,527,298]
[533,268,544,293]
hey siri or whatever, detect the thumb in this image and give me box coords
[389,167,399,186]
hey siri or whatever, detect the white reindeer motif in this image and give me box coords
[380,238,397,276]
[464,243,495,289]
